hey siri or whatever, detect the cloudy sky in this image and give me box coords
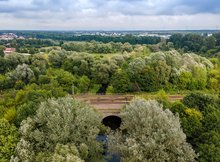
[0,0,220,30]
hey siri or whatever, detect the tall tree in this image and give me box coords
[92,58,118,94]
[8,64,35,84]
[0,45,5,57]
[14,97,104,162]
[108,99,196,162]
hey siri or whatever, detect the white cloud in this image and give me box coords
[0,0,219,29]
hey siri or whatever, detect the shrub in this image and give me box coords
[14,97,104,162]
[108,99,196,162]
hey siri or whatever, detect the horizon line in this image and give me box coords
[0,29,220,32]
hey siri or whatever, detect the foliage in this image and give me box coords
[15,97,104,162]
[13,83,66,126]
[5,54,29,71]
[0,118,19,162]
[181,108,204,140]
[35,143,85,162]
[197,144,220,162]
[124,50,212,92]
[108,99,196,162]
[182,92,218,113]
[177,71,192,89]
[62,53,95,77]
[0,74,14,90]
[0,45,5,57]
[14,31,161,45]
[30,54,48,76]
[8,64,35,84]
[46,68,76,93]
[1,33,220,162]
[48,50,66,68]
[173,92,220,161]
[92,58,118,93]
[77,75,90,93]
[4,107,16,123]
[92,58,118,85]
[155,89,168,101]
[169,33,220,55]
[111,69,131,93]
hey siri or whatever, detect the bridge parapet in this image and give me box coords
[75,95,134,117]
[74,94,183,116]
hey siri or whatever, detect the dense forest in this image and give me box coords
[0,32,220,161]
[1,31,220,56]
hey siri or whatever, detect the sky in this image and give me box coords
[0,0,220,30]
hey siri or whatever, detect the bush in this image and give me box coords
[180,92,220,161]
[14,97,104,162]
[183,92,218,113]
[0,118,19,162]
[111,69,131,93]
[108,99,196,162]
[36,143,84,162]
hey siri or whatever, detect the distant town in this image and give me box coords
[0,33,24,40]
[0,30,219,41]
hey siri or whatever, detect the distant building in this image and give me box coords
[20,53,31,56]
[4,48,16,55]
[0,33,24,40]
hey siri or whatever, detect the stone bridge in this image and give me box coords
[75,95,134,129]
[75,95,134,117]
[75,94,183,129]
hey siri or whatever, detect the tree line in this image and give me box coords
[169,33,220,56]
[1,48,219,94]
[1,31,220,57]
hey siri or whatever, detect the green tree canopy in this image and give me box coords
[14,97,104,162]
[8,64,35,84]
[108,99,196,162]
[111,69,131,93]
[0,118,19,162]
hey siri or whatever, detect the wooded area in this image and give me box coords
[0,32,220,161]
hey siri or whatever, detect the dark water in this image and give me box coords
[97,135,120,162]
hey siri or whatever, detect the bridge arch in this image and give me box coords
[102,115,121,130]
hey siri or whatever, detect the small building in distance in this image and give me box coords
[4,48,16,55]
[0,33,18,40]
